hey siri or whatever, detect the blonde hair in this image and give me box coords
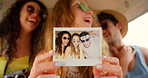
[43,0,110,77]
[70,33,80,59]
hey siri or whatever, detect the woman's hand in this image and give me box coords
[93,56,123,78]
[28,50,61,78]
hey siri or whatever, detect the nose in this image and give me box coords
[86,10,93,16]
[32,12,39,18]
[65,39,69,43]
[32,10,41,17]
[33,12,38,16]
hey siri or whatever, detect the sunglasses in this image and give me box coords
[81,38,90,43]
[101,22,108,29]
[26,5,47,19]
[72,40,80,43]
[63,37,70,40]
[78,2,95,17]
[77,2,92,12]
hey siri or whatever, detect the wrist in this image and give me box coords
[120,56,131,64]
[120,58,130,66]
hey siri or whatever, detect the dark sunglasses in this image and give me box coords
[101,22,108,29]
[26,5,47,19]
[63,37,70,40]
[81,38,90,43]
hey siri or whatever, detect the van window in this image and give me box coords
[123,12,148,47]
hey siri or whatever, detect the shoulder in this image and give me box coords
[66,46,71,50]
[65,46,71,53]
[0,56,6,60]
[138,46,148,55]
[132,46,148,54]
[138,46,148,65]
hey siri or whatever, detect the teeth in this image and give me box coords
[84,19,91,22]
[28,19,37,23]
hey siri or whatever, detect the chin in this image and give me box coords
[85,23,92,27]
[76,22,92,27]
[82,24,92,27]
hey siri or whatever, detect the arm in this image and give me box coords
[109,45,135,78]
[79,44,85,59]
[119,56,130,78]
[139,47,148,66]
[64,46,71,59]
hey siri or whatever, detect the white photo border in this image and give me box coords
[53,27,102,66]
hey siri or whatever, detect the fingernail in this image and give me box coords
[49,50,52,54]
[57,76,60,78]
[55,62,61,66]
[103,56,107,59]
[97,65,102,68]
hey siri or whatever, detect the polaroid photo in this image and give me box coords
[53,27,102,66]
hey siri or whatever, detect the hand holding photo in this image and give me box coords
[53,27,102,66]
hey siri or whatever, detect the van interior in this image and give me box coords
[0,0,148,22]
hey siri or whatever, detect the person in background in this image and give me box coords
[29,0,123,78]
[97,9,148,78]
[0,0,47,77]
[55,31,71,59]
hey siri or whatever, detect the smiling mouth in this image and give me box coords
[27,19,37,24]
[84,18,92,24]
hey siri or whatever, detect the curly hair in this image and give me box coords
[0,0,47,65]
[56,31,71,55]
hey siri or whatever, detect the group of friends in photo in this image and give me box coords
[0,0,148,78]
[55,30,101,59]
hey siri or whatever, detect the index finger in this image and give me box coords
[102,56,119,65]
[96,64,122,76]
[34,50,54,65]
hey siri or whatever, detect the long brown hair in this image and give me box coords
[44,0,109,77]
[70,33,80,59]
[49,0,74,27]
[44,0,94,77]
